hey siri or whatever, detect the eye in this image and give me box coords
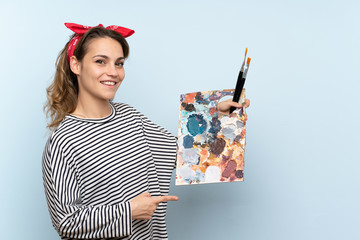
[116,62,124,67]
[95,59,105,64]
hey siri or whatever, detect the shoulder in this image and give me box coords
[44,118,76,154]
[112,102,137,113]
[112,102,144,118]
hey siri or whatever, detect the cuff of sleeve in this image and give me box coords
[119,201,132,236]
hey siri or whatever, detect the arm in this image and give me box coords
[133,107,178,170]
[42,138,132,239]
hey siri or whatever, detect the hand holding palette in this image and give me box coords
[176,89,246,185]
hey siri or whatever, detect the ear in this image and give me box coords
[69,56,81,75]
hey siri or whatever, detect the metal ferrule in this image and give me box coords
[243,64,249,78]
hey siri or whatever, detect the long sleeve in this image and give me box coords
[135,109,178,170]
[42,137,132,239]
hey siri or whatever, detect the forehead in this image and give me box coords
[85,37,124,57]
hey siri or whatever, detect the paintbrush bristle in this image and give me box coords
[247,57,251,65]
[245,48,248,57]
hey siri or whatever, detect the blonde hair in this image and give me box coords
[44,27,130,131]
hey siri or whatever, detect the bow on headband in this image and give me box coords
[65,22,135,62]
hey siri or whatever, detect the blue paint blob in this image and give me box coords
[183,135,194,148]
[234,135,242,142]
[209,116,221,135]
[236,120,244,128]
[235,170,243,178]
[186,114,207,136]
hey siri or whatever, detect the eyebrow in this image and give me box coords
[93,55,125,60]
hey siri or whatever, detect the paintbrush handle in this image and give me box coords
[230,74,245,114]
[229,106,237,114]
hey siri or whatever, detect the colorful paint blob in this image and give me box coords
[176,89,247,185]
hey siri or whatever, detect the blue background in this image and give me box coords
[1,0,359,239]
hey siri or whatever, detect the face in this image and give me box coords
[70,37,125,103]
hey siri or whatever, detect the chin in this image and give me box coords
[99,95,115,101]
[106,96,115,101]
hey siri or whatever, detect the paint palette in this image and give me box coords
[176,89,246,185]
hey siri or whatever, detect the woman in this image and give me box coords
[43,23,249,239]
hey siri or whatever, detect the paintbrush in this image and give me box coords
[230,48,251,114]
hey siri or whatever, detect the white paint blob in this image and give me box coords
[221,116,243,143]
[205,166,221,183]
[178,165,196,182]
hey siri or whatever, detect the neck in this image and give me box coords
[72,97,112,119]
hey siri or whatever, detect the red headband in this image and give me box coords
[64,22,135,62]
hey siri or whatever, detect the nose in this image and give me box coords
[106,64,118,77]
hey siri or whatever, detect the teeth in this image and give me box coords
[101,81,116,86]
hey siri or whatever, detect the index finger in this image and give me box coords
[153,195,179,203]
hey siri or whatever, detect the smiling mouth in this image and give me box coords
[100,81,117,86]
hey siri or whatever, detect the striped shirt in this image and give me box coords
[42,102,177,239]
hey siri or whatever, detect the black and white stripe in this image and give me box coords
[42,102,177,239]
